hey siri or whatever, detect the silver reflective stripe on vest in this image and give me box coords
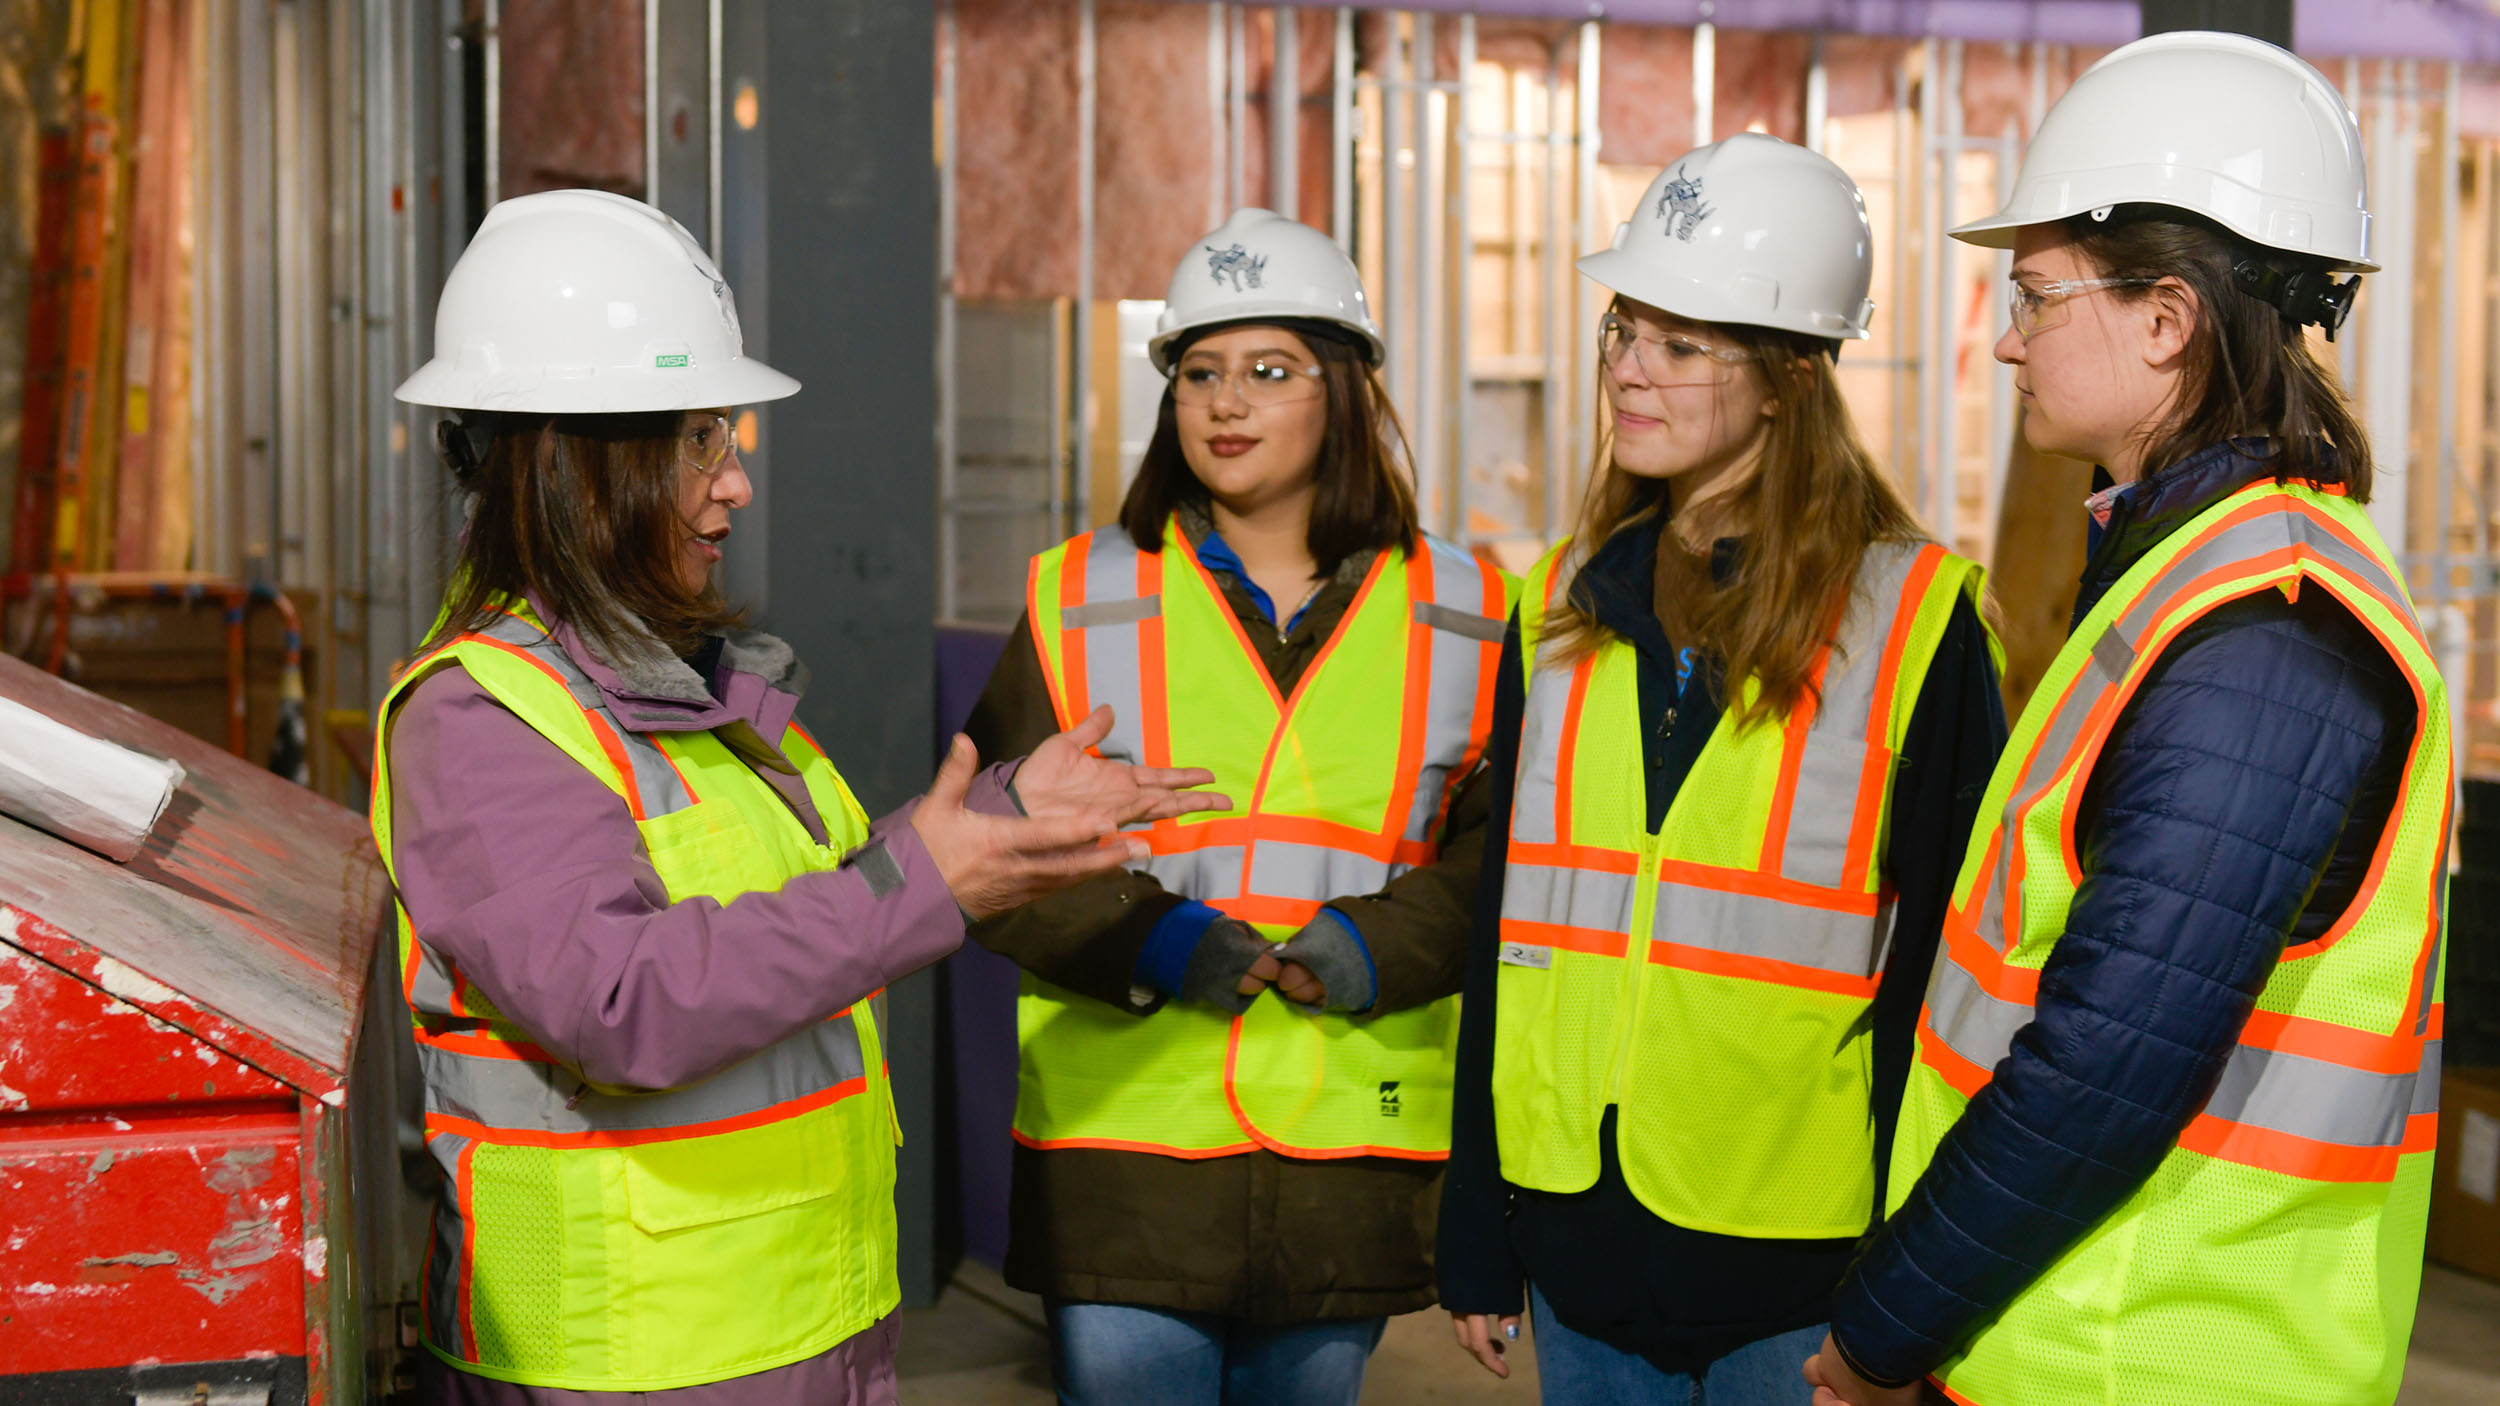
[1071,529,1153,770]
[474,613,697,818]
[1401,539,1506,843]
[1244,839,1401,906]
[1774,541,1928,889]
[1499,861,1638,934]
[1972,500,2412,958]
[420,1014,868,1136]
[2201,1042,2427,1150]
[1143,844,1246,903]
[406,926,460,1016]
[1654,881,1889,982]
[1922,957,2031,1076]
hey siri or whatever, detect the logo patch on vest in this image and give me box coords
[1379,1081,1402,1117]
[1498,941,1553,970]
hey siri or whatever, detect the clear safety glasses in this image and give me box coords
[2006,276,2160,338]
[1170,355,1327,408]
[680,413,734,474]
[1596,312,1756,388]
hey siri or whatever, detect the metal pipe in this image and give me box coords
[1229,3,1248,215]
[936,0,959,620]
[708,0,723,256]
[483,0,500,206]
[1889,56,1909,491]
[1544,35,1567,537]
[1573,19,1600,505]
[1914,37,1937,525]
[1383,15,1408,427]
[2440,60,2461,609]
[1272,6,1297,218]
[1692,20,1713,148]
[1804,31,1825,153]
[1452,12,1475,540]
[644,0,659,203]
[1934,37,1962,539]
[2342,57,2362,396]
[1332,8,1353,249]
[1208,4,1226,228]
[1075,0,1097,535]
[1414,12,1437,525]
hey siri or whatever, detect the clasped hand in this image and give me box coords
[911,705,1229,921]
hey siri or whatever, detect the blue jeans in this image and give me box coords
[1530,1284,1826,1405]
[1045,1299,1387,1406]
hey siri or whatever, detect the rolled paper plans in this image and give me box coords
[0,696,186,863]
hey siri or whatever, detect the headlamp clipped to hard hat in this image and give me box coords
[2230,260,2362,341]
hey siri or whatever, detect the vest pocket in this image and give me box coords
[618,1107,849,1233]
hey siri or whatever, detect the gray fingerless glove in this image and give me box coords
[1273,910,1376,1014]
[1177,918,1272,1015]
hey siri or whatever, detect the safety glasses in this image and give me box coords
[1596,312,1755,388]
[2006,276,2161,338]
[1170,355,1326,408]
[680,413,734,473]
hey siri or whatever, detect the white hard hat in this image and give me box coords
[1147,208,1385,373]
[1950,31,2374,271]
[395,189,799,413]
[1577,133,1875,341]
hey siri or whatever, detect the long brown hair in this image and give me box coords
[1120,322,1420,569]
[2064,206,2372,497]
[1542,314,1925,727]
[426,412,740,659]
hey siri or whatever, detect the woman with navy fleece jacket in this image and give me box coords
[1805,33,2450,1406]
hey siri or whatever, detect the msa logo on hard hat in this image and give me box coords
[1205,242,1268,292]
[1657,163,1713,243]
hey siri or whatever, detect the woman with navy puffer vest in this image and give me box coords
[1806,32,2452,1406]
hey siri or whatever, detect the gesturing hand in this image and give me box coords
[912,734,1147,921]
[1449,1312,1523,1379]
[1015,705,1231,826]
[1802,1332,1921,1406]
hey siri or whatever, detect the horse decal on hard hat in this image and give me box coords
[1657,164,1713,243]
[1205,243,1268,292]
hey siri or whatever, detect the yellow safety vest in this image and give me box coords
[371,600,899,1391]
[1894,481,2449,1406]
[1017,524,1514,1158]
[1494,536,1984,1237]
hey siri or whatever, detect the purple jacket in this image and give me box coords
[385,607,1009,1401]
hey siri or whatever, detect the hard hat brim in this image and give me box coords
[1576,248,1871,341]
[394,355,802,413]
[1147,304,1386,374]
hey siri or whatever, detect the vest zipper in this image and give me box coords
[1601,830,1665,1107]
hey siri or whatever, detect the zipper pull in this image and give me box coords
[1657,706,1678,741]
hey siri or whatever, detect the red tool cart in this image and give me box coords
[0,650,424,1403]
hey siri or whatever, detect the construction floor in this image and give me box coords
[895,1260,2500,1403]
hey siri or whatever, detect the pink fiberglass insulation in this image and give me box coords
[497,0,646,200]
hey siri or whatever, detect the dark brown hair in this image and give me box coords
[1119,322,1421,569]
[2063,205,2372,499]
[1543,310,1926,727]
[426,412,740,658]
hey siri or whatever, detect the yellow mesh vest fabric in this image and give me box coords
[1496,536,1984,1236]
[1892,484,2449,1406]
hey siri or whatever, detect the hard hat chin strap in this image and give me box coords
[2230,259,2361,342]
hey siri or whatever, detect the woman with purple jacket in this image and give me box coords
[378,190,1224,1405]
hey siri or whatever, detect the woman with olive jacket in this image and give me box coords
[965,209,1514,1406]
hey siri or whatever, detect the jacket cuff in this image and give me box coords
[1827,1270,1943,1391]
[1279,907,1377,1013]
[1135,899,1226,997]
